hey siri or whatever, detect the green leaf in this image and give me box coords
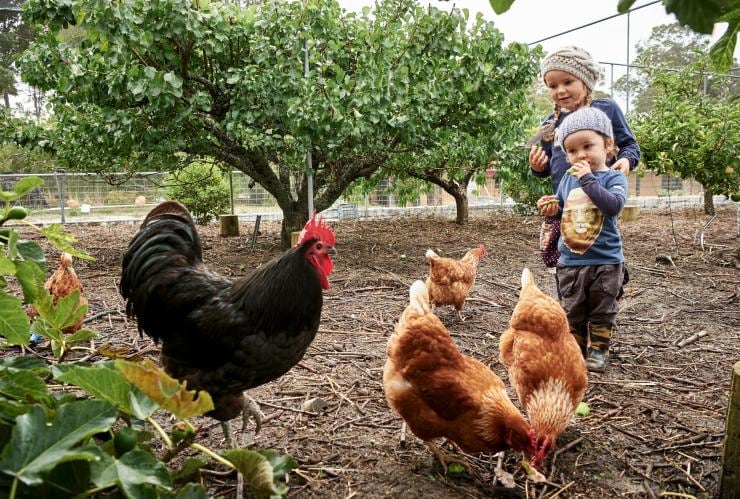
[0,253,15,276]
[171,457,208,482]
[0,356,48,372]
[11,177,44,199]
[0,396,34,423]
[90,448,173,497]
[166,482,210,499]
[64,328,96,344]
[53,362,158,419]
[0,291,30,345]
[34,289,86,331]
[709,19,738,72]
[663,0,726,34]
[575,401,590,417]
[0,400,118,485]
[487,0,515,15]
[0,369,50,403]
[447,462,466,474]
[616,0,637,14]
[14,261,46,304]
[16,240,46,274]
[39,225,93,261]
[115,359,214,420]
[221,449,281,499]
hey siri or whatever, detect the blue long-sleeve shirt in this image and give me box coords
[556,169,628,265]
[532,98,641,195]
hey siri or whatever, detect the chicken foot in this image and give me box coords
[425,440,458,474]
[221,396,265,449]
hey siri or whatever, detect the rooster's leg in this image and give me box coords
[240,396,264,438]
[221,421,237,448]
[220,421,246,499]
[425,440,455,474]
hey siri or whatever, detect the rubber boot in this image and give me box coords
[570,327,587,358]
[586,323,613,373]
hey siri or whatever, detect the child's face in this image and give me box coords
[544,70,588,111]
[563,130,610,171]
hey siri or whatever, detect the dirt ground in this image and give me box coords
[8,205,740,498]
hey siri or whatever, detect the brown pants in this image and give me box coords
[556,263,624,335]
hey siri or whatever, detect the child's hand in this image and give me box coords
[529,145,549,172]
[612,158,630,175]
[536,195,558,217]
[566,161,590,179]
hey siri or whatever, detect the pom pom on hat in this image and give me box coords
[541,46,601,91]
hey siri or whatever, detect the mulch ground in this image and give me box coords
[6,204,739,498]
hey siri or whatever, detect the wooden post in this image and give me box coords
[720,361,740,498]
[621,205,639,221]
[219,214,240,237]
[290,231,300,247]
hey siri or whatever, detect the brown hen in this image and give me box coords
[383,280,535,471]
[499,268,587,467]
[425,244,485,321]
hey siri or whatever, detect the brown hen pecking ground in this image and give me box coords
[6,205,738,498]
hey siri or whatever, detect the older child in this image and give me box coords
[531,46,640,268]
[547,107,628,373]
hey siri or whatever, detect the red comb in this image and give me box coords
[295,211,336,247]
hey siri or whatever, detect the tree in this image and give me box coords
[631,57,739,215]
[10,0,539,247]
[613,23,738,113]
[366,26,539,224]
[489,0,739,71]
[0,0,33,109]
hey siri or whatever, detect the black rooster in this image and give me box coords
[120,201,336,443]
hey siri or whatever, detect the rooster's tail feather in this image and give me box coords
[120,202,202,330]
[141,200,193,227]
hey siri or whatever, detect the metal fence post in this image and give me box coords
[55,169,66,224]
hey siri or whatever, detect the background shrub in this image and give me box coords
[165,163,230,224]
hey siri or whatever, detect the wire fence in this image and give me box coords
[0,171,730,226]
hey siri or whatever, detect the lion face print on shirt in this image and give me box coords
[561,187,603,254]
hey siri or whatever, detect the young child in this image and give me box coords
[546,107,628,373]
[530,46,640,268]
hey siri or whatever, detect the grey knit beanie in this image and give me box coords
[541,46,601,91]
[557,107,613,146]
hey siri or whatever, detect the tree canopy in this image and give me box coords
[9,0,539,245]
[631,56,739,214]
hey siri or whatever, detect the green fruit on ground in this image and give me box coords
[5,206,28,221]
[731,192,740,202]
[113,427,138,455]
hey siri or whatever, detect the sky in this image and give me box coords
[340,0,736,112]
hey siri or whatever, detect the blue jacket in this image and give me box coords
[532,98,641,195]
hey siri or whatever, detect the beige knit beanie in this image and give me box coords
[541,46,601,90]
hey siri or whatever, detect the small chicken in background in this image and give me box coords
[28,252,88,343]
[499,268,587,467]
[425,243,486,321]
[120,201,336,446]
[383,280,536,473]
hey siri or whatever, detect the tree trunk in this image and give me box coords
[280,204,309,249]
[447,186,469,224]
[704,187,715,216]
[3,91,9,109]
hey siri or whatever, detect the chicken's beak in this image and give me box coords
[328,246,337,256]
